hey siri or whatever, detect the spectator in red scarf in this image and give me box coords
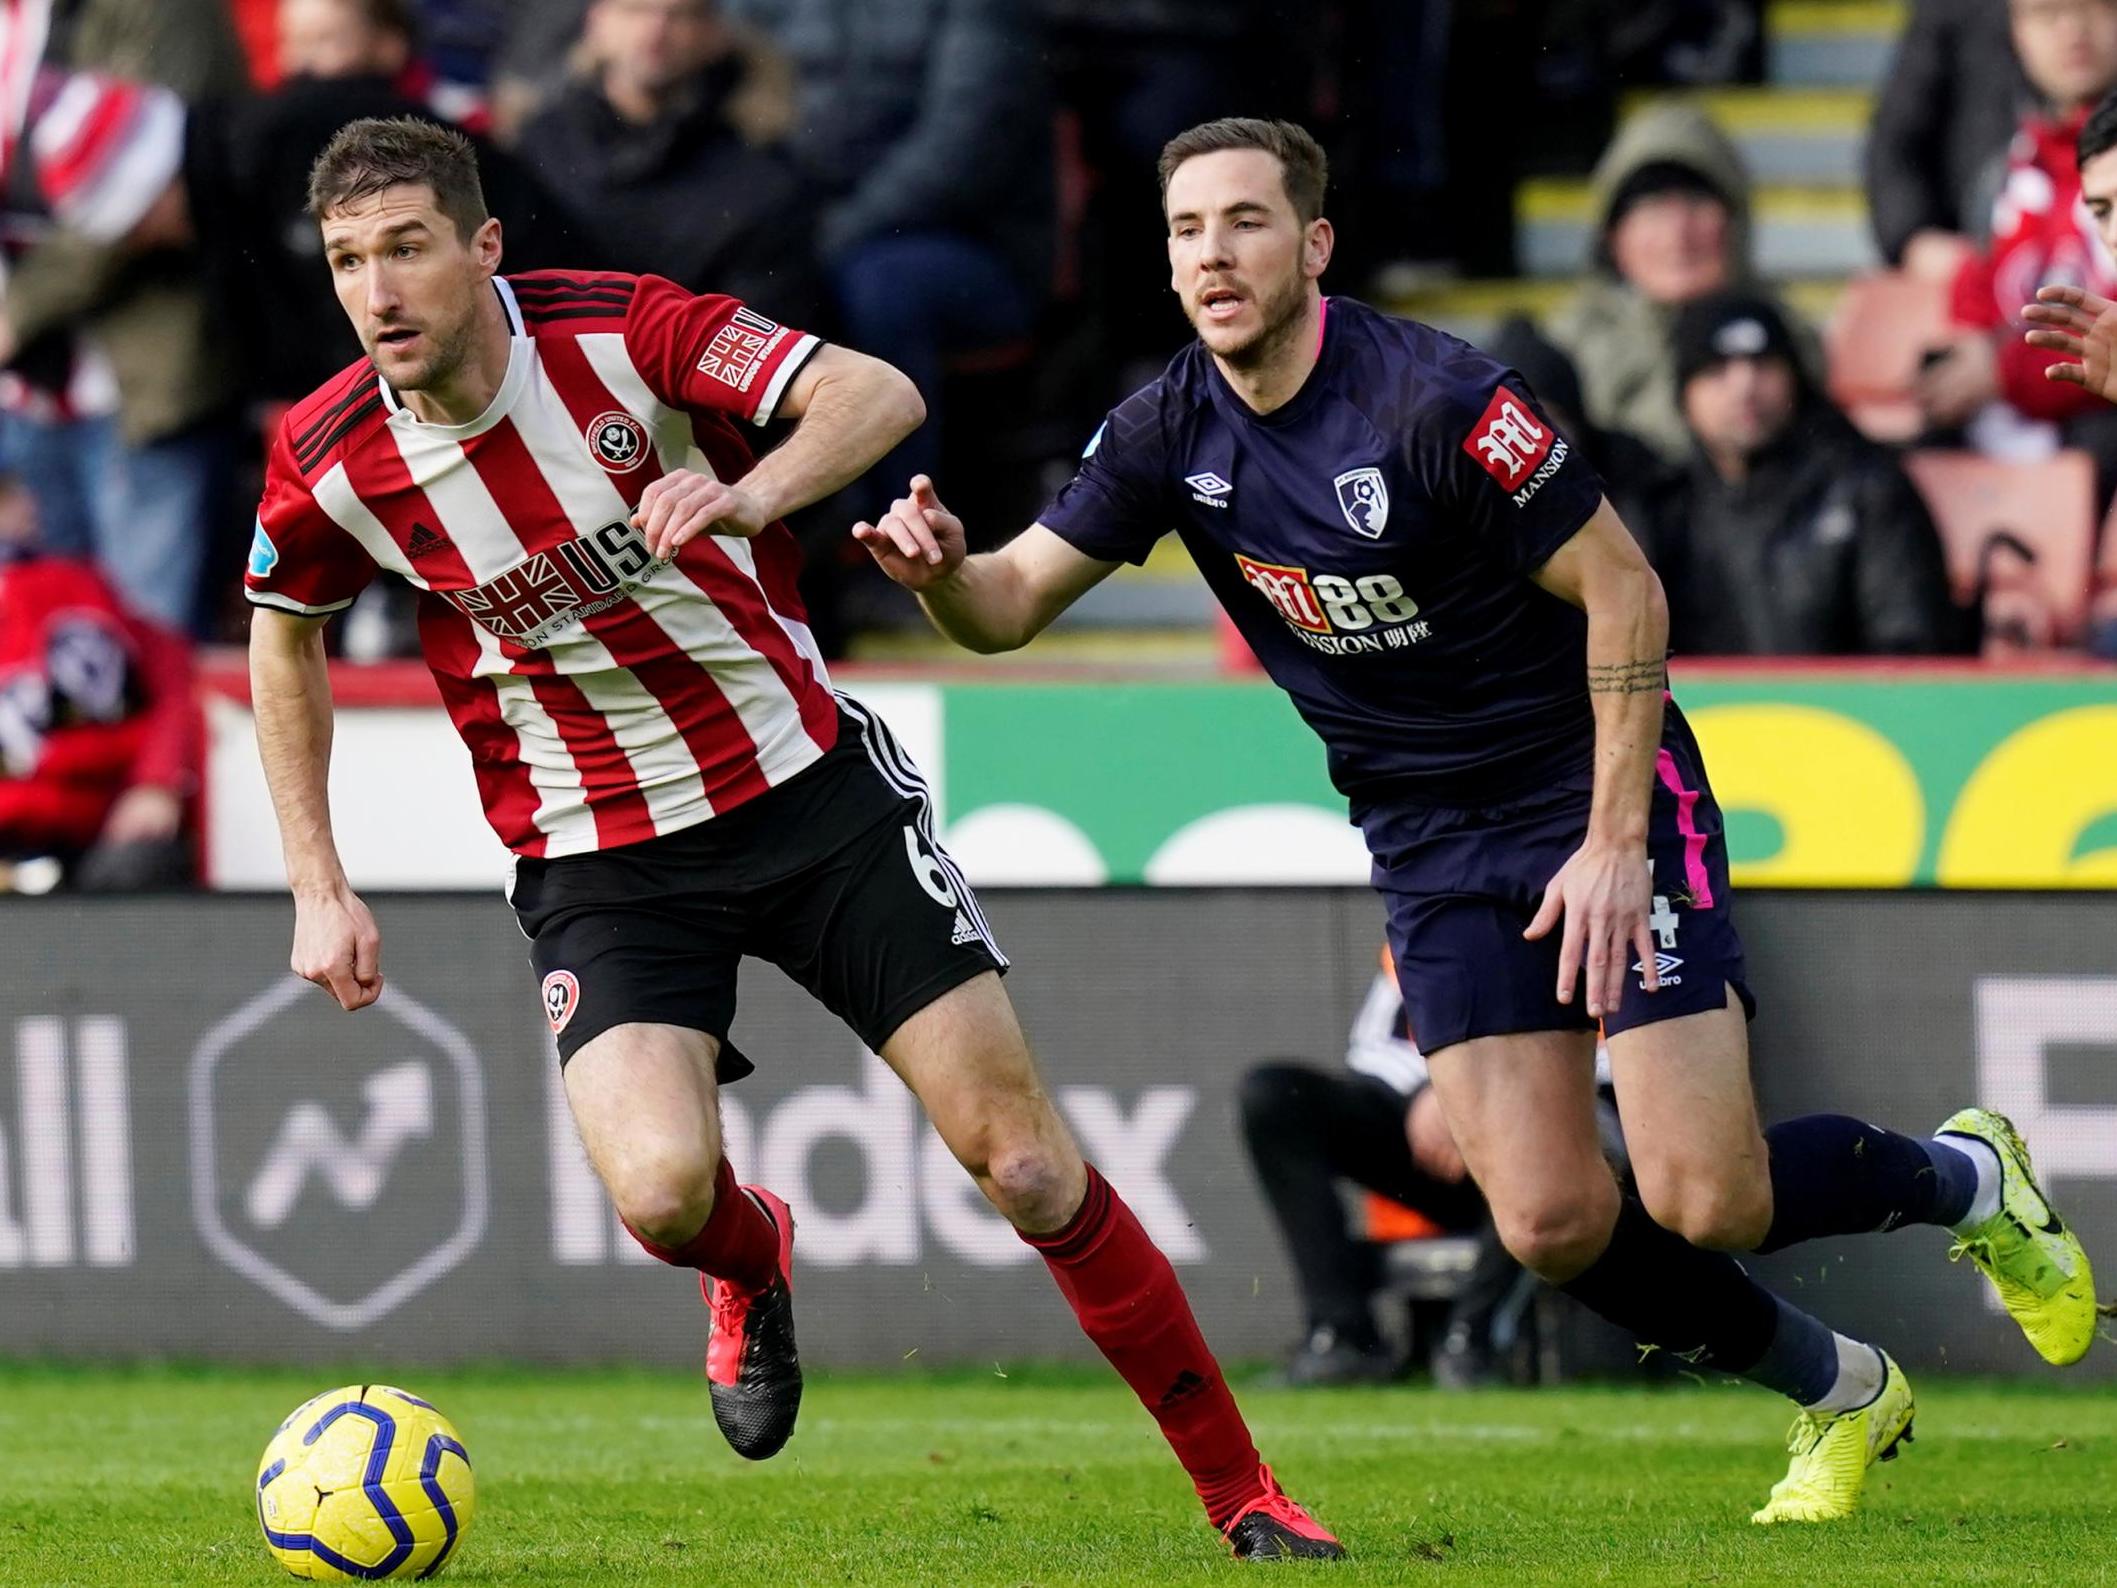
[0,470,201,889]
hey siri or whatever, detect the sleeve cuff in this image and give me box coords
[752,334,823,426]
[245,588,358,617]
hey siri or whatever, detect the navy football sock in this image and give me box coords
[1560,1198,1841,1403]
[1755,1114,1978,1254]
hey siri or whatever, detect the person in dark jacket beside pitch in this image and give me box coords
[1636,294,1964,656]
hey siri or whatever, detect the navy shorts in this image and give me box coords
[1359,712,1755,1055]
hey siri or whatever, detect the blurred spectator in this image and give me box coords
[1237,959,1506,1389]
[1485,316,1671,529]
[720,0,1052,506]
[274,0,493,128]
[186,0,591,406]
[1866,0,2022,279]
[48,0,250,98]
[0,68,237,636]
[277,0,415,80]
[488,0,596,138]
[1915,0,2117,493]
[1546,104,1815,463]
[0,469,199,890]
[513,0,821,321]
[1045,1,1253,368]
[1638,294,1961,656]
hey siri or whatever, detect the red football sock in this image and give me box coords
[623,1156,778,1291]
[1021,1165,1265,1528]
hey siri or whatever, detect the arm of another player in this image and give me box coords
[249,607,382,1012]
[635,344,926,557]
[1524,497,1669,1020]
[2021,284,2117,404]
[854,476,1121,652]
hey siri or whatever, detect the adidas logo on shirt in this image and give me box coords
[405,521,446,560]
[951,911,982,947]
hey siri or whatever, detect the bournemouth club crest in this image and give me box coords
[586,411,649,473]
[1333,468,1389,538]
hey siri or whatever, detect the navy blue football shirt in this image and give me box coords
[1039,296,1606,809]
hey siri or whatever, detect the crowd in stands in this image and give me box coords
[3,0,2116,886]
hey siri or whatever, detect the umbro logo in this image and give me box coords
[1634,951,1684,988]
[1184,471,1232,508]
[950,911,982,947]
[405,522,446,561]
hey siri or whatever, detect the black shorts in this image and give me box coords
[507,696,1007,1077]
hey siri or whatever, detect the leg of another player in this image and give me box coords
[1427,1024,1881,1414]
[1611,988,1994,1256]
[1605,994,1918,1522]
[880,973,1342,1559]
[1420,1028,1616,1282]
[564,1022,775,1273]
[564,1021,801,1460]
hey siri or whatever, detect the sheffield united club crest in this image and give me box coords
[587,411,649,473]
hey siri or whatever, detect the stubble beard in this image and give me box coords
[375,302,479,394]
[1204,269,1312,373]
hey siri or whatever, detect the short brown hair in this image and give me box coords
[1157,117,1328,226]
[306,116,487,240]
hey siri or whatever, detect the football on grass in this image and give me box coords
[255,1384,474,1580]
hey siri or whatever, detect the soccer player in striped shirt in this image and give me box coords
[861,116,2100,1526]
[245,116,1338,1561]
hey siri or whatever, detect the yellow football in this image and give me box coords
[255,1384,474,1580]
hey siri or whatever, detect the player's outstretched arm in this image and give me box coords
[1525,498,1670,1019]
[249,607,383,1012]
[856,476,1120,653]
[2022,283,2117,404]
[635,345,926,556]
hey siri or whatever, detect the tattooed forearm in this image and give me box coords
[1586,658,1666,694]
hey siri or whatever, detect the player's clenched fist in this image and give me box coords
[631,470,770,557]
[291,885,384,1011]
[854,475,965,589]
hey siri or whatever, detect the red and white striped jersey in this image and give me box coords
[245,271,840,858]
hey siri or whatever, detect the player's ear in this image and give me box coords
[471,215,504,277]
[1304,217,1334,282]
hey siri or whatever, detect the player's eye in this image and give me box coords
[395,244,419,258]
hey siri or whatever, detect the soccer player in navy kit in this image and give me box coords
[857,118,2100,1525]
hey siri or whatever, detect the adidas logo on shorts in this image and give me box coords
[950,911,982,947]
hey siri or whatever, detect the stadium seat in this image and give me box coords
[1824,271,1952,442]
[2093,498,2117,657]
[1903,450,2097,653]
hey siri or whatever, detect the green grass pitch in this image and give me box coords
[0,1362,2111,1586]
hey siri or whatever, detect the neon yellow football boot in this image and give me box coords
[1750,1351,1915,1525]
[1938,1108,2099,1367]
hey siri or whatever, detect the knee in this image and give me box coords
[1495,1189,1619,1282]
[610,1154,720,1247]
[1636,1165,1772,1252]
[981,1135,1082,1231]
